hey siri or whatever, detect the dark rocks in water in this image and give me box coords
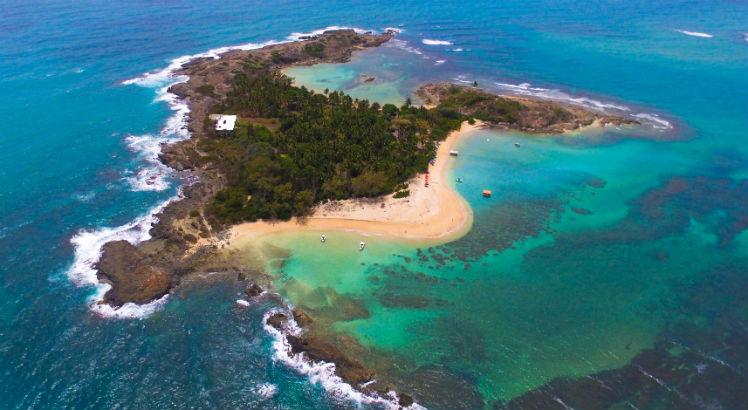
[376,293,447,309]
[286,334,375,386]
[96,240,171,306]
[586,177,607,189]
[292,308,313,327]
[265,312,288,330]
[92,29,396,308]
[401,365,485,410]
[398,393,414,407]
[571,207,592,215]
[244,282,264,298]
[416,82,638,134]
[315,288,371,321]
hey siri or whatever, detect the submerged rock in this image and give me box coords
[244,282,264,298]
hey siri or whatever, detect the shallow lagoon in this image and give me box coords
[250,48,748,405]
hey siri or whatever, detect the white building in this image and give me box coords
[213,114,237,131]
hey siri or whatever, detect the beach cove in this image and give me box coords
[228,120,481,246]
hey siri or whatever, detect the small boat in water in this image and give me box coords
[320,234,326,243]
[514,142,521,148]
[359,241,365,251]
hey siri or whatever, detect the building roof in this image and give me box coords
[215,114,237,131]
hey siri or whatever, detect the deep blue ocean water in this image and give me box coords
[1,1,747,408]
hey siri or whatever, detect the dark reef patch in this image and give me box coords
[497,262,748,410]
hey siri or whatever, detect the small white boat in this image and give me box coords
[320,234,326,243]
[359,241,365,251]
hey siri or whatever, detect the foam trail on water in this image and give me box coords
[253,383,278,399]
[494,81,631,112]
[389,38,424,55]
[68,25,388,320]
[675,29,713,38]
[422,38,453,46]
[287,26,368,41]
[383,27,404,34]
[263,309,424,410]
[124,82,194,192]
[631,112,673,130]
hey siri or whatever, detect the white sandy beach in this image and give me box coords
[228,121,485,247]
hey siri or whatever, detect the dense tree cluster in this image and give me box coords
[436,85,525,124]
[202,62,464,223]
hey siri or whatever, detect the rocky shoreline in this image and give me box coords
[97,29,394,307]
[98,29,419,407]
[94,29,642,408]
[416,82,638,134]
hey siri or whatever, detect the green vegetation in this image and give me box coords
[393,190,410,198]
[438,85,525,124]
[303,42,325,58]
[202,61,463,223]
[195,84,215,97]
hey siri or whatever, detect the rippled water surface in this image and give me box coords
[1,1,746,408]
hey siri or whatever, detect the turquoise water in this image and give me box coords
[1,1,747,408]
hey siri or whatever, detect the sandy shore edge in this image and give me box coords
[228,121,485,247]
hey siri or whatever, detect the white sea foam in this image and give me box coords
[74,191,96,203]
[452,48,464,52]
[92,293,170,319]
[454,75,474,85]
[743,33,748,43]
[388,38,424,55]
[631,112,673,130]
[262,309,424,409]
[434,59,446,65]
[254,383,278,399]
[66,195,179,318]
[383,27,404,34]
[69,26,387,320]
[287,26,368,41]
[675,29,713,38]
[494,81,631,112]
[492,81,676,131]
[422,38,453,46]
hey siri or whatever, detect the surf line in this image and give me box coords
[65,26,380,319]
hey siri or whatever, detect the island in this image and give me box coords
[96,29,638,406]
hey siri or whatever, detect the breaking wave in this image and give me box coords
[492,81,674,131]
[494,81,631,112]
[422,39,453,46]
[67,25,393,319]
[262,309,424,410]
[389,38,424,55]
[631,113,673,130]
[253,383,278,399]
[287,26,368,41]
[66,195,180,318]
[675,29,713,38]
